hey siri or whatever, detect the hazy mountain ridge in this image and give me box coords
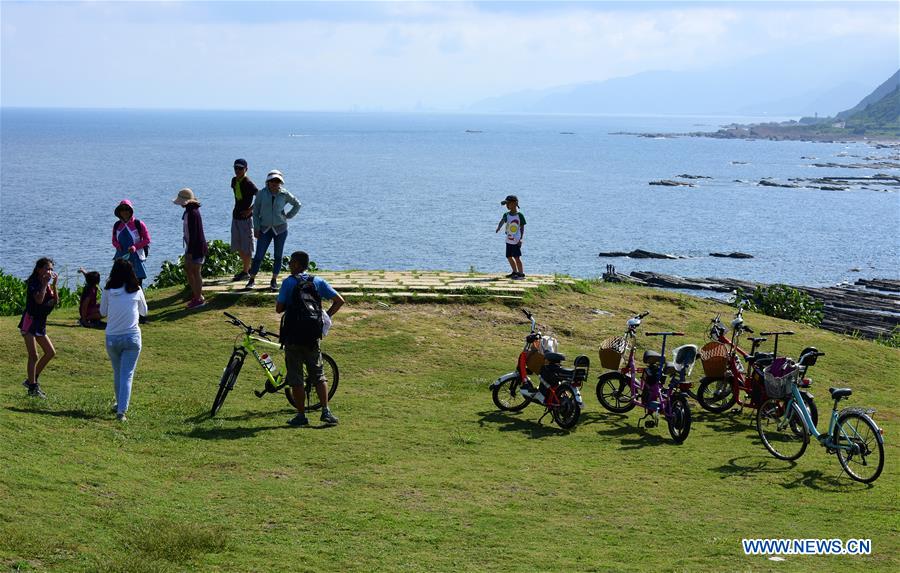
[469,37,897,117]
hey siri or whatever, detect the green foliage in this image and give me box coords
[734,284,824,326]
[150,239,312,289]
[875,327,900,349]
[0,269,80,317]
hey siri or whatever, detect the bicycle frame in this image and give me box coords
[781,382,856,452]
[620,329,690,421]
[233,331,287,392]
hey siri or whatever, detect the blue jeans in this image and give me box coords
[249,229,287,276]
[106,333,142,415]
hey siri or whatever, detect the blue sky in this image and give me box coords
[1,1,897,111]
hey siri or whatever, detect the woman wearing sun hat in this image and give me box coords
[246,170,301,291]
[173,188,208,309]
[112,199,151,283]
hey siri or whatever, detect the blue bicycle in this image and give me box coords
[756,349,884,483]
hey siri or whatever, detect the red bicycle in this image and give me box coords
[696,309,818,426]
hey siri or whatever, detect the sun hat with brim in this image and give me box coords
[173,188,197,206]
[266,170,284,183]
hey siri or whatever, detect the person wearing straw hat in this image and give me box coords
[246,169,301,291]
[173,188,208,309]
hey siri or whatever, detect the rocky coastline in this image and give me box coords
[602,266,899,340]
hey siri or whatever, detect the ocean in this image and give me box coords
[1,108,897,288]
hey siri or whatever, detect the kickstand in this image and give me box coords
[537,408,551,424]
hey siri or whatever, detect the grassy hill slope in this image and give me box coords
[1,282,897,572]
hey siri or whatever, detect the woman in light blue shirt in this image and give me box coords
[246,169,301,291]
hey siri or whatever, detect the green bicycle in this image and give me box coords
[211,312,339,417]
[756,349,884,483]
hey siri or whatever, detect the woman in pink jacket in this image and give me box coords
[112,199,151,283]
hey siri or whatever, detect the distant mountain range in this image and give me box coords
[469,37,898,117]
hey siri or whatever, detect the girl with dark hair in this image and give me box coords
[100,258,147,421]
[18,257,59,398]
[78,267,104,328]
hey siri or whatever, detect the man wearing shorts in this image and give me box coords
[276,251,344,427]
[230,158,258,280]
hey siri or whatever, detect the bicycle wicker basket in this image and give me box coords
[699,341,729,378]
[598,336,627,370]
[763,362,799,400]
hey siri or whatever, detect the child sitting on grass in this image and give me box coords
[78,267,104,328]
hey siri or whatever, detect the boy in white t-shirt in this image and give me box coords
[495,195,526,279]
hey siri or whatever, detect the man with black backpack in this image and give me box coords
[276,251,344,426]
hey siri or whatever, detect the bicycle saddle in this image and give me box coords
[829,387,852,400]
[544,352,566,363]
[642,350,661,365]
[748,337,768,344]
[749,352,774,364]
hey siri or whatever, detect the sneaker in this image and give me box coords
[320,409,339,425]
[116,413,127,422]
[28,383,47,399]
[245,277,256,289]
[287,413,309,427]
[22,379,30,390]
[186,298,206,310]
[505,272,518,279]
[233,271,249,281]
[269,278,279,292]
[512,273,526,280]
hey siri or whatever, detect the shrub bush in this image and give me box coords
[150,239,314,289]
[734,284,824,326]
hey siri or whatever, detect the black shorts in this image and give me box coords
[505,243,522,258]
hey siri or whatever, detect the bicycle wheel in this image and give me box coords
[285,352,339,411]
[667,395,692,443]
[492,375,532,412]
[552,384,581,430]
[596,371,636,413]
[696,376,737,413]
[211,354,243,416]
[756,398,809,461]
[833,411,884,483]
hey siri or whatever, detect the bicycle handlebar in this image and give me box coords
[223,312,278,339]
[760,331,794,336]
[645,332,684,337]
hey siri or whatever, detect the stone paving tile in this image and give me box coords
[205,270,566,301]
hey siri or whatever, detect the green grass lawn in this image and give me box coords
[1,281,897,572]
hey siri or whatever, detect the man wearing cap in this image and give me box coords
[230,158,259,281]
[495,195,526,279]
[246,169,301,291]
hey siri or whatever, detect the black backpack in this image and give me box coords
[280,276,324,345]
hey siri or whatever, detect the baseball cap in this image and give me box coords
[234,158,248,168]
[266,170,285,183]
[500,195,519,205]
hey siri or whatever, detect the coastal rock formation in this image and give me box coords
[676,174,713,179]
[709,252,754,259]
[622,271,900,339]
[758,179,799,188]
[598,249,682,260]
[649,179,695,187]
